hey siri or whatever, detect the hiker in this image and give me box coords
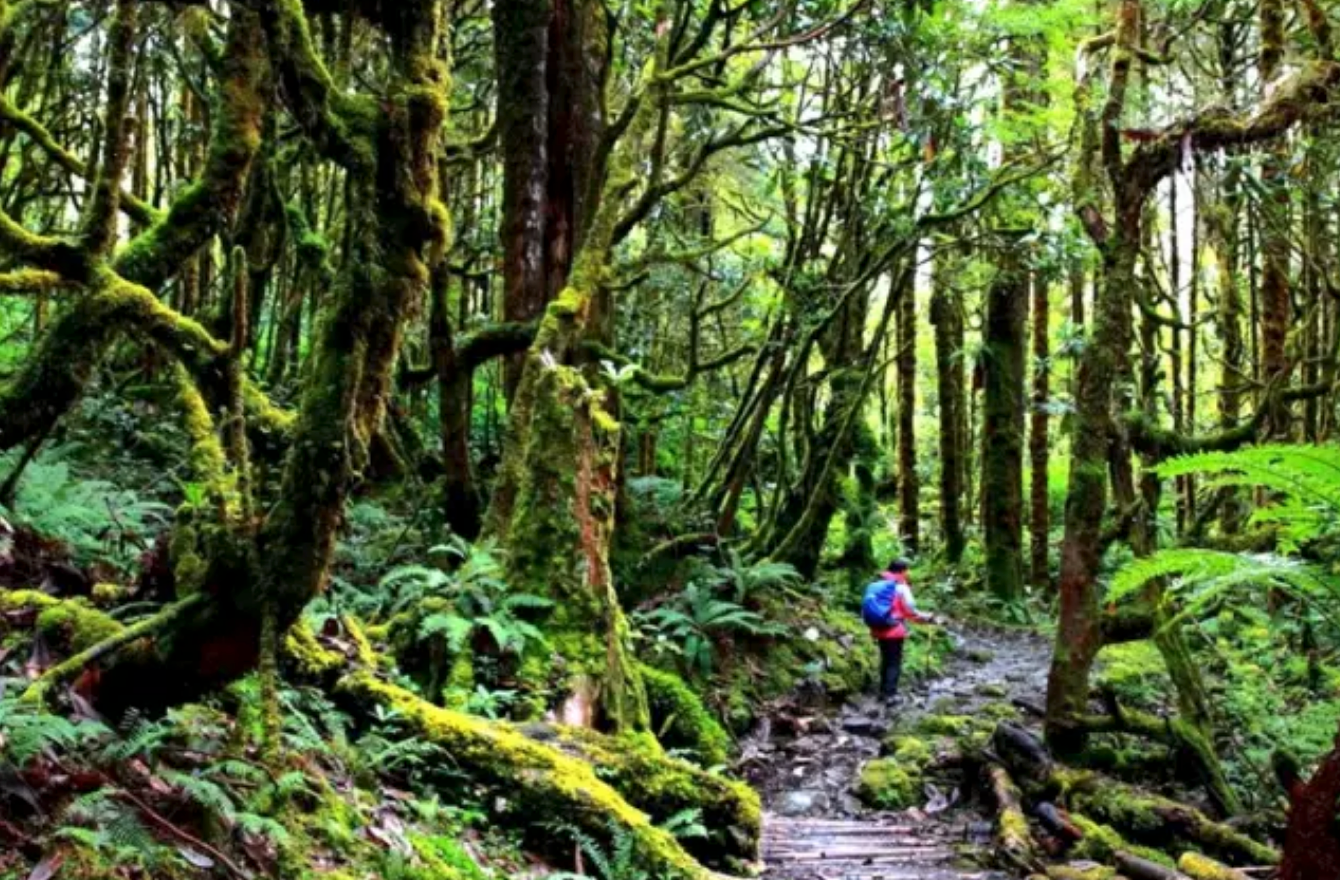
[861,559,932,706]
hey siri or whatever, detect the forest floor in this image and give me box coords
[744,625,1052,880]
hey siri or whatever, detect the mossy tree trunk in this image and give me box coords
[897,273,920,552]
[982,247,1028,601]
[930,244,966,565]
[494,0,605,399]
[1258,0,1292,438]
[1029,271,1050,589]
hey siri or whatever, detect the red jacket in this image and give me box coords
[870,572,928,641]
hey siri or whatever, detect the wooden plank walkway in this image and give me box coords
[762,815,1003,880]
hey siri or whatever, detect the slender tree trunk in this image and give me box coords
[1046,189,1141,752]
[1259,0,1291,435]
[1029,272,1050,589]
[897,275,919,552]
[1207,164,1246,533]
[931,247,965,564]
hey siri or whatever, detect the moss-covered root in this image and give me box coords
[986,763,1040,873]
[1178,852,1250,880]
[1043,866,1117,880]
[1069,778,1278,866]
[335,672,714,880]
[521,723,759,868]
[23,595,206,705]
[639,663,731,767]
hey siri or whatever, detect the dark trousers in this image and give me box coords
[878,638,905,698]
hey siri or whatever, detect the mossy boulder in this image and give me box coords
[0,590,123,653]
[856,757,921,810]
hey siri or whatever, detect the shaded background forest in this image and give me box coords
[4,0,1340,877]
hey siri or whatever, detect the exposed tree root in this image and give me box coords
[1177,852,1250,880]
[985,761,1042,873]
[988,722,1278,871]
[335,671,744,880]
[519,722,759,868]
[21,594,206,704]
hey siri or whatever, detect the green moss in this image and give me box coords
[34,598,123,652]
[915,715,972,737]
[0,588,61,613]
[1178,852,1247,880]
[282,621,345,680]
[1069,815,1173,867]
[1046,866,1117,880]
[856,758,921,810]
[337,672,710,879]
[1094,640,1170,710]
[885,735,934,767]
[89,582,127,607]
[543,724,759,867]
[976,682,1009,698]
[639,663,732,767]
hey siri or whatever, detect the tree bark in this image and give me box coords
[897,275,920,552]
[1029,272,1050,589]
[930,247,965,564]
[982,247,1028,601]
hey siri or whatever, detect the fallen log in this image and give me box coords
[991,723,1278,867]
[985,761,1042,873]
[336,671,728,879]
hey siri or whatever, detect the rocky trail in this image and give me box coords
[742,625,1053,880]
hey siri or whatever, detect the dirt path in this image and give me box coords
[743,625,1052,880]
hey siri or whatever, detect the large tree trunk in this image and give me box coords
[495,0,552,399]
[982,249,1027,601]
[1046,208,1139,753]
[98,0,452,713]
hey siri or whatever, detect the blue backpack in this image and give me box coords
[861,579,901,628]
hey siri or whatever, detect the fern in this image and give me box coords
[0,694,108,766]
[160,769,238,822]
[236,811,292,844]
[1111,445,1340,634]
[1157,444,1340,543]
